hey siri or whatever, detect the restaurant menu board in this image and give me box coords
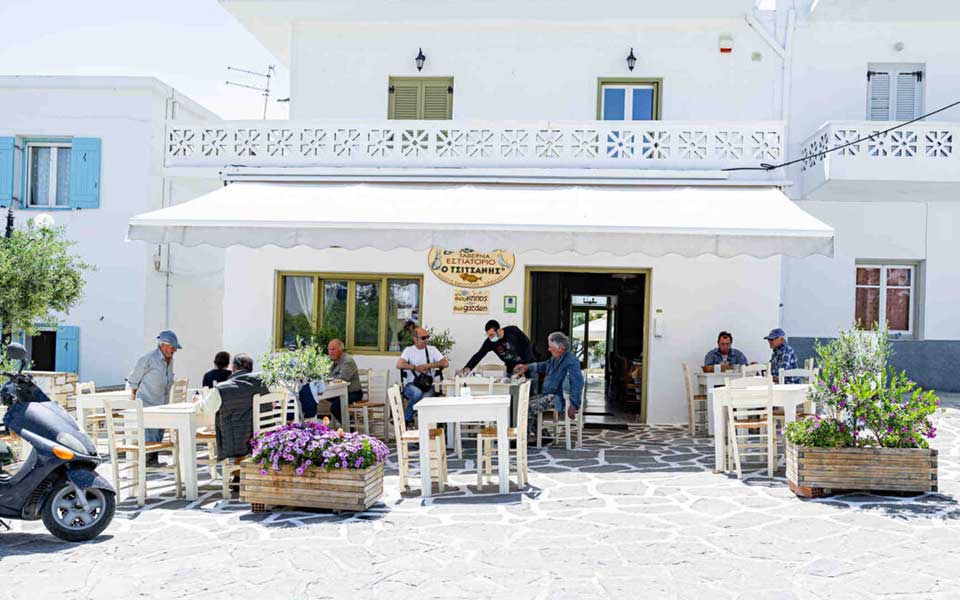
[428,248,515,289]
[453,288,489,314]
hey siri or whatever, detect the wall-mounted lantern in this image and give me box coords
[626,48,637,71]
[415,48,426,71]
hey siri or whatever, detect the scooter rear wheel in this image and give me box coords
[41,481,116,542]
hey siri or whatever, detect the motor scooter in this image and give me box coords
[0,342,115,541]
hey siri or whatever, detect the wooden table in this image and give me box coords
[415,395,511,497]
[315,381,350,429]
[142,402,206,501]
[709,384,811,473]
[696,371,737,394]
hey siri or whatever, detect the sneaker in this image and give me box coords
[145,454,160,468]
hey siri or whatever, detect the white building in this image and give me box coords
[124,0,959,424]
[0,76,220,386]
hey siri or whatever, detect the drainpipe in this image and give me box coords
[161,90,177,330]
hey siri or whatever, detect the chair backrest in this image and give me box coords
[681,363,694,404]
[454,375,494,396]
[103,397,145,453]
[740,363,770,378]
[357,368,373,400]
[77,381,96,395]
[386,385,406,442]
[516,380,532,436]
[781,368,819,384]
[724,375,771,390]
[368,370,388,404]
[726,381,774,415]
[477,363,506,377]
[252,391,287,434]
[804,357,815,370]
[169,378,189,404]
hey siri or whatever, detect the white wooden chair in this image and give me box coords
[781,368,819,384]
[387,385,447,491]
[477,381,531,488]
[104,397,182,507]
[169,378,189,404]
[804,357,815,370]
[252,391,288,435]
[740,363,770,378]
[723,380,776,478]
[347,369,390,438]
[452,376,495,457]
[682,363,708,436]
[536,371,586,450]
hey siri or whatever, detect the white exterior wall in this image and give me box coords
[288,19,781,121]
[220,246,781,424]
[0,77,219,386]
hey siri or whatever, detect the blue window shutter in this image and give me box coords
[55,326,80,374]
[602,88,626,120]
[632,88,655,120]
[69,137,101,209]
[0,137,15,203]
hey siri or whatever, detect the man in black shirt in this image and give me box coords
[461,320,536,377]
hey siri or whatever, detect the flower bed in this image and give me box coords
[784,325,941,498]
[241,421,389,512]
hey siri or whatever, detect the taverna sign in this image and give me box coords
[428,248,515,288]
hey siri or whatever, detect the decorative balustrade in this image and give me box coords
[164,120,783,172]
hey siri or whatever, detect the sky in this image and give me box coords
[0,0,290,119]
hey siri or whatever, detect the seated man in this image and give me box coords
[396,326,449,426]
[703,331,748,368]
[195,353,268,464]
[326,339,364,424]
[514,331,584,439]
[765,328,799,383]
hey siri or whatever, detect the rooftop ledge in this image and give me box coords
[164,119,785,183]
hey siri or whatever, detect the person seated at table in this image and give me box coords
[513,331,583,440]
[459,319,535,379]
[764,328,799,383]
[326,339,364,425]
[703,331,748,369]
[202,351,232,388]
[396,326,449,427]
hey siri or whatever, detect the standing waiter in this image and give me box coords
[460,320,536,381]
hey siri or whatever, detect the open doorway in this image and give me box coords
[526,268,649,425]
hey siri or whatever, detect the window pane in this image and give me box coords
[855,287,880,328]
[631,86,655,120]
[856,267,881,285]
[887,267,911,287]
[55,147,71,207]
[281,277,314,347]
[321,281,347,342]
[353,281,380,347]
[387,279,420,352]
[886,288,911,331]
[29,146,51,206]
[602,87,626,120]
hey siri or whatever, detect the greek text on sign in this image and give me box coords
[453,289,490,314]
[428,248,515,288]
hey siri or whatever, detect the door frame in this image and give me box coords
[523,266,652,423]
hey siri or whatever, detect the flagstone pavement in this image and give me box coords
[2,394,960,599]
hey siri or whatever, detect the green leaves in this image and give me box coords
[259,337,332,392]
[0,221,93,343]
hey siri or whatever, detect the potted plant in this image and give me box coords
[784,324,940,498]
[241,420,389,512]
[396,326,456,357]
[260,337,332,399]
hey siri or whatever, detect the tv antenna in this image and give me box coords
[226,65,275,119]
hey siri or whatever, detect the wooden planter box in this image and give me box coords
[786,442,938,498]
[240,461,383,512]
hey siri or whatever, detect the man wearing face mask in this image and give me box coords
[460,320,535,379]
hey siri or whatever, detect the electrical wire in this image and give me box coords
[723,99,960,172]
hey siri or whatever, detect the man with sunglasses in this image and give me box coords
[396,326,449,426]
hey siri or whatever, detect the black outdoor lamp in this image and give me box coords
[626,48,637,71]
[415,48,426,71]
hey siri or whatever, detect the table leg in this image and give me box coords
[179,419,198,501]
[712,391,726,474]
[496,409,509,494]
[419,417,432,498]
[339,391,350,432]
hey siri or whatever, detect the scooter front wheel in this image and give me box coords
[41,481,115,542]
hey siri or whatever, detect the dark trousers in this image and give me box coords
[330,390,364,424]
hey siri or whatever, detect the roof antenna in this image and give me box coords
[226,65,275,119]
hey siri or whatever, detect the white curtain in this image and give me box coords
[286,277,313,319]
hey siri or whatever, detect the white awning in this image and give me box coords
[127,182,834,258]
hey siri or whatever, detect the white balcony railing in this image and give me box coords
[799,121,960,194]
[165,120,783,173]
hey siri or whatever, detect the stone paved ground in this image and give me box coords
[2,395,960,599]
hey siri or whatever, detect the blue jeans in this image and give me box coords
[402,383,434,423]
[145,429,164,443]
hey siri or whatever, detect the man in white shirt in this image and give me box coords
[396,326,449,426]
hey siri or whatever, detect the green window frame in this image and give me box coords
[274,272,424,354]
[596,78,663,120]
[387,76,454,119]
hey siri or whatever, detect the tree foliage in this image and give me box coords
[0,220,94,344]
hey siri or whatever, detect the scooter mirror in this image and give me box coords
[5,343,27,362]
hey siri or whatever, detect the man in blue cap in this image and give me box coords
[764,328,798,384]
[127,330,182,464]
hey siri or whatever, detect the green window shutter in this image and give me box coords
[389,81,421,120]
[422,79,453,119]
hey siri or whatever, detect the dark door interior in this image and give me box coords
[529,271,646,418]
[30,330,57,371]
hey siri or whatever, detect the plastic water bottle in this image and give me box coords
[460,385,471,398]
